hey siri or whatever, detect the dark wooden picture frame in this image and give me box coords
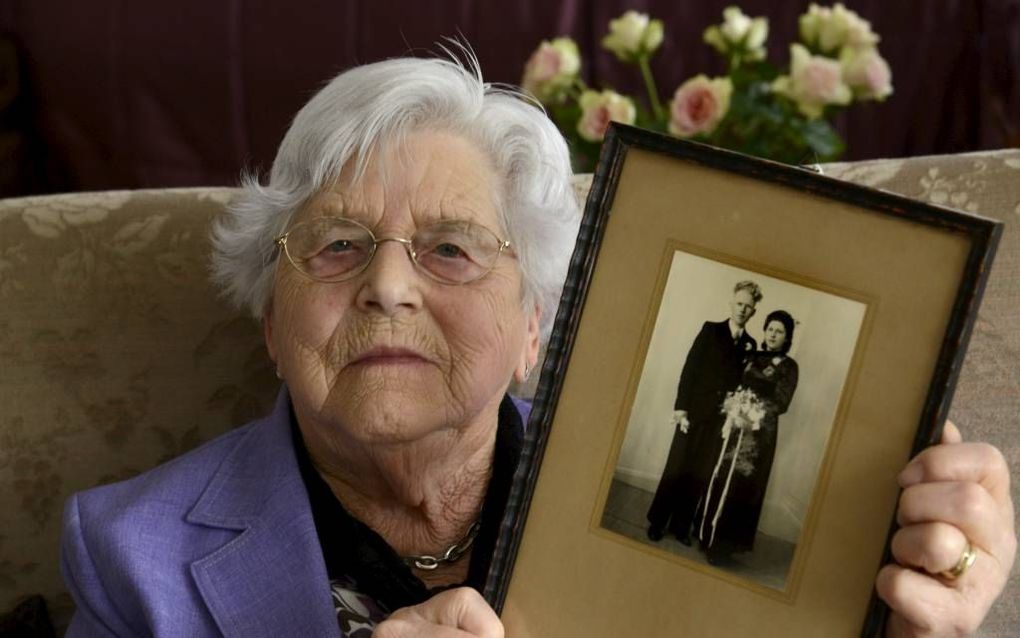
[484,124,1002,637]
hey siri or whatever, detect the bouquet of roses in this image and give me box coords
[521,4,893,170]
[719,386,767,438]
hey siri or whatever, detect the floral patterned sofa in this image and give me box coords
[2,151,1018,635]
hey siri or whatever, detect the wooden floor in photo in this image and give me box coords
[600,478,795,591]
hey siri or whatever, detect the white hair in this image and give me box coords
[210,52,580,340]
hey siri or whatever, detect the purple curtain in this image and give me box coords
[0,0,1016,194]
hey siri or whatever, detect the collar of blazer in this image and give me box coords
[186,387,340,638]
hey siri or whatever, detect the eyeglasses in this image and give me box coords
[274,217,513,285]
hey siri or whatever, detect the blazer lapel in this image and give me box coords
[187,389,339,638]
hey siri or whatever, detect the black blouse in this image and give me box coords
[290,395,524,614]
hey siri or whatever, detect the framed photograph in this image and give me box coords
[485,124,1002,636]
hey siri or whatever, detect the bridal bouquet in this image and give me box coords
[521,4,893,170]
[720,387,766,438]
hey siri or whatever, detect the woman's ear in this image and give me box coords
[514,304,542,384]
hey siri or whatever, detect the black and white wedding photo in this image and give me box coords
[599,248,866,591]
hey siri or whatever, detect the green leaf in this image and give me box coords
[798,119,846,162]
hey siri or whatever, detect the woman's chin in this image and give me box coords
[323,382,456,444]
[348,410,454,447]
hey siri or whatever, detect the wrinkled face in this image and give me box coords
[764,320,788,352]
[265,131,540,445]
[729,289,757,328]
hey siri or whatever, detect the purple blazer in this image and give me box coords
[61,389,341,636]
[61,388,533,637]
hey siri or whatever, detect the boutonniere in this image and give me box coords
[764,366,775,378]
[744,341,752,351]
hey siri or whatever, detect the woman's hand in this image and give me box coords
[374,587,504,638]
[876,421,1016,637]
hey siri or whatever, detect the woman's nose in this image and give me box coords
[354,241,424,315]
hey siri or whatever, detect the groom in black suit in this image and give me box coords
[646,280,762,545]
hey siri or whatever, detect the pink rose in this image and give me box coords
[772,44,851,119]
[840,46,892,101]
[668,75,732,138]
[526,47,559,85]
[521,38,580,103]
[576,90,636,142]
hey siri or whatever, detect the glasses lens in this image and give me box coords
[285,218,374,281]
[413,221,503,284]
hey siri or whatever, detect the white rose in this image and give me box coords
[703,25,728,55]
[799,4,824,47]
[642,18,664,53]
[815,5,846,52]
[772,43,852,119]
[746,15,769,51]
[521,37,581,103]
[799,3,878,53]
[840,46,892,100]
[704,7,768,62]
[576,90,636,142]
[745,17,769,61]
[720,6,753,43]
[602,11,664,61]
[833,3,879,49]
[668,75,732,138]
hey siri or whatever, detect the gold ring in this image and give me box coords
[941,542,977,580]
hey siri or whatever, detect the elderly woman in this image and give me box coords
[60,56,1014,637]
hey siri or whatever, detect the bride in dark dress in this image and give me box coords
[697,310,799,561]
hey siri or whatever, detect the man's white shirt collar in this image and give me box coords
[728,319,744,341]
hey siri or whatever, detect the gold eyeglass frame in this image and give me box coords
[273,216,513,286]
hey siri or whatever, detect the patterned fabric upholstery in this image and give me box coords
[1,153,1017,634]
[0,188,278,628]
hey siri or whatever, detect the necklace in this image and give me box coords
[402,519,482,571]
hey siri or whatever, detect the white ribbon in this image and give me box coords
[699,413,745,549]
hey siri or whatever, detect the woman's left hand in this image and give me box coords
[373,587,504,638]
[876,421,1017,636]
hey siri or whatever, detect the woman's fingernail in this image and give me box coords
[898,462,923,486]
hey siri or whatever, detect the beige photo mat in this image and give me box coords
[502,148,973,636]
